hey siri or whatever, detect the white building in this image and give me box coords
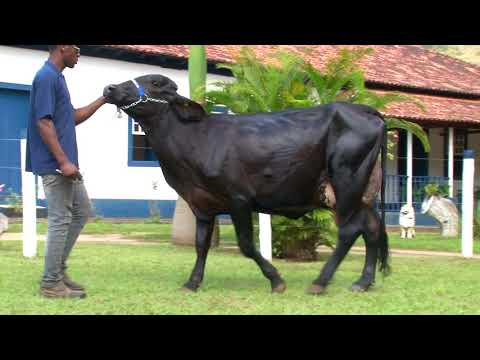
[1,45,479,224]
[0,45,231,218]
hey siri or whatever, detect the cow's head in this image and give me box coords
[103,74,206,123]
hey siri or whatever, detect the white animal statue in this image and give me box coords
[421,195,459,237]
[399,204,416,239]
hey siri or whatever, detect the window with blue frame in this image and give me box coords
[127,105,231,167]
[211,105,232,114]
[128,117,159,167]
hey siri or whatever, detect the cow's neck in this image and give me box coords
[140,112,204,197]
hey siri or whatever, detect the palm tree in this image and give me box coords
[171,45,220,247]
[303,48,429,152]
[205,47,314,113]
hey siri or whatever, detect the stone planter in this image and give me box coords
[421,195,459,237]
[0,213,8,234]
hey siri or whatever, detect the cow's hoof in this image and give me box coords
[350,283,371,292]
[180,286,197,293]
[181,282,200,293]
[272,282,287,294]
[307,284,326,295]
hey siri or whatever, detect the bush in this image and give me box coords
[272,209,337,261]
[424,183,450,198]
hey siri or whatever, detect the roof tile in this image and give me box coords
[103,45,480,96]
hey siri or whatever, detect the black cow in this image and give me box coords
[104,74,390,295]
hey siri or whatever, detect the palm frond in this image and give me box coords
[385,117,430,153]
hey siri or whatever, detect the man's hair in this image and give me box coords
[47,45,59,52]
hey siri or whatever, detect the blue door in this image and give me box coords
[0,84,30,203]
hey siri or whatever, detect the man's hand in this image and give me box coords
[59,160,79,178]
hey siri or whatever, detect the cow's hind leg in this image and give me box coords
[351,207,380,292]
[308,210,363,295]
[182,217,215,292]
[230,200,286,293]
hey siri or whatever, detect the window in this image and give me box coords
[128,117,159,167]
[127,106,231,167]
[454,130,467,156]
[211,105,233,115]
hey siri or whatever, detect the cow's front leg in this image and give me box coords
[182,217,215,292]
[230,199,286,293]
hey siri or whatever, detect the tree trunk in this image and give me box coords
[171,196,219,247]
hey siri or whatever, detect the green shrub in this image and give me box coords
[272,209,337,261]
[424,183,449,198]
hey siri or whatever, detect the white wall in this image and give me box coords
[0,46,231,201]
[428,128,445,177]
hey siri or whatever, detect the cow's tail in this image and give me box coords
[378,121,391,276]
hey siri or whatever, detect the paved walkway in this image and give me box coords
[0,233,146,245]
[1,232,480,259]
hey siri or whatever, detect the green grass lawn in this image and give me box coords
[6,220,480,253]
[1,239,480,314]
[362,233,480,253]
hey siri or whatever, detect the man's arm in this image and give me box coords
[37,118,78,177]
[74,96,107,126]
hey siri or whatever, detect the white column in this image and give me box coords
[461,150,474,258]
[259,213,272,261]
[448,127,454,198]
[20,138,37,258]
[407,131,413,207]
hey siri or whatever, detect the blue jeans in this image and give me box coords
[41,174,92,288]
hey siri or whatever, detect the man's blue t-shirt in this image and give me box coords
[26,60,78,175]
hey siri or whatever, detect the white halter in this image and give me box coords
[119,79,169,110]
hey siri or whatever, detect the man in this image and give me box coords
[27,45,108,299]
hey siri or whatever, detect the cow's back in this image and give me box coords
[182,103,385,219]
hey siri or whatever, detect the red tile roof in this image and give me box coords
[102,45,480,96]
[100,45,480,127]
[377,91,480,127]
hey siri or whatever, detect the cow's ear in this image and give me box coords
[159,83,178,101]
[171,95,206,122]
